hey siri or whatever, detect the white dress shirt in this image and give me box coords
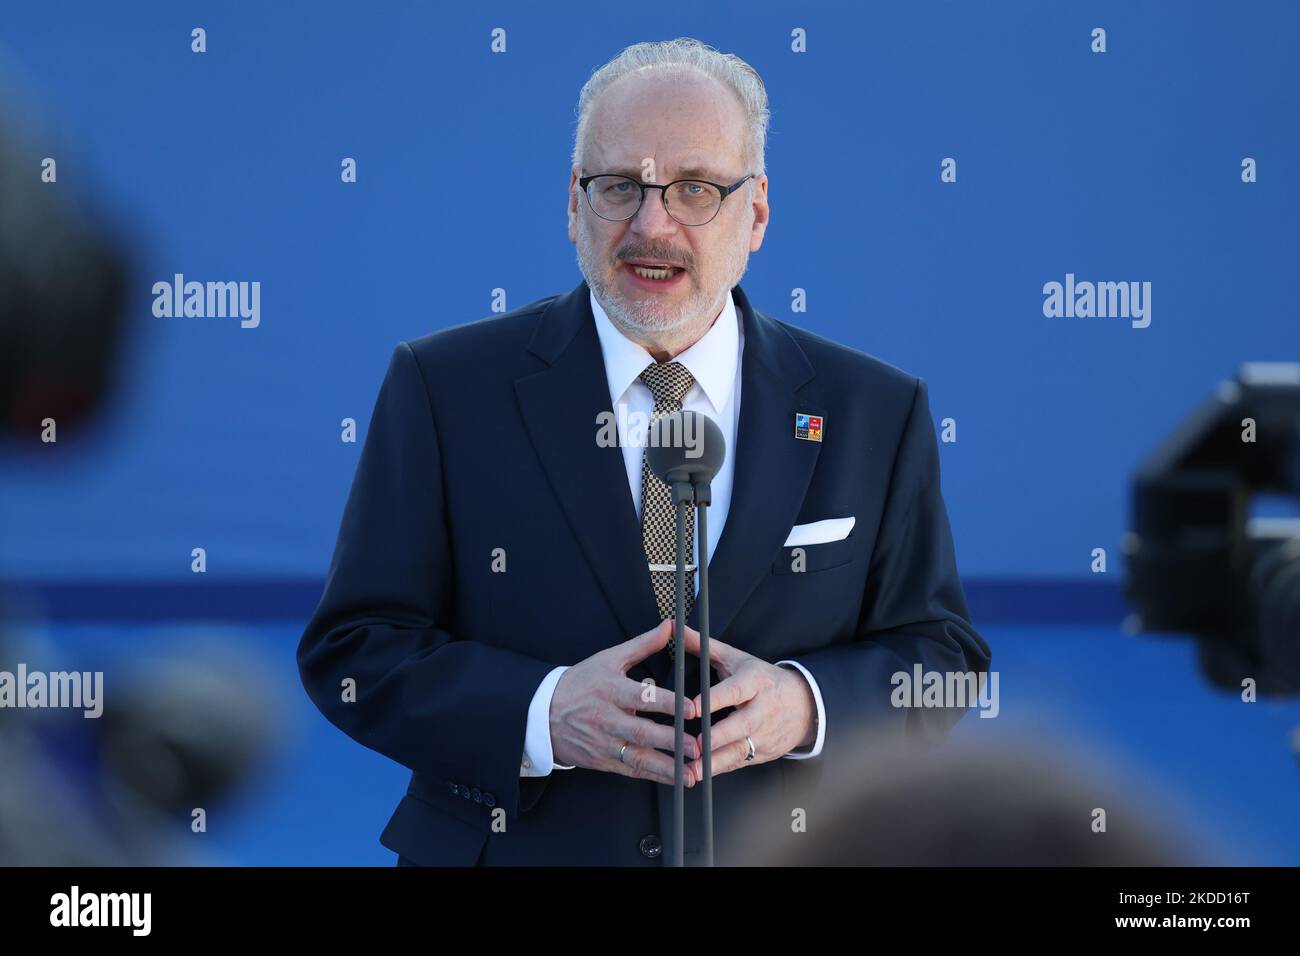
[519,288,827,776]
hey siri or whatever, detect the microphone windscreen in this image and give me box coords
[646,410,725,485]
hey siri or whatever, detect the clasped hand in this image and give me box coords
[549,619,817,786]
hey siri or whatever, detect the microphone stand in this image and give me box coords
[695,480,714,867]
[670,478,714,867]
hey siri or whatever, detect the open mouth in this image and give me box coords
[624,262,686,283]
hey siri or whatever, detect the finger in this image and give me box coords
[615,678,695,721]
[689,736,757,782]
[703,703,760,753]
[610,713,700,760]
[618,618,675,669]
[693,669,761,717]
[677,628,742,673]
[613,743,696,788]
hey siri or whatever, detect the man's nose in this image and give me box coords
[628,187,681,238]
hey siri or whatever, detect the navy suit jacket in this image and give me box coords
[297,278,990,865]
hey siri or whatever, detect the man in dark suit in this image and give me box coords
[297,37,989,866]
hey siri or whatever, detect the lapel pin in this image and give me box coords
[794,412,823,442]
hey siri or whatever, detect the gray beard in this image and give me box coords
[575,223,750,350]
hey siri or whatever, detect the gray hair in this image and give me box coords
[571,37,770,177]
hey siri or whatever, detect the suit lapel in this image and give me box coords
[514,281,661,644]
[688,283,821,651]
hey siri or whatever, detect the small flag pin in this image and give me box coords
[794,413,823,442]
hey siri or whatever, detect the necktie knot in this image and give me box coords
[638,361,696,407]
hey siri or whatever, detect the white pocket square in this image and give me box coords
[783,516,856,547]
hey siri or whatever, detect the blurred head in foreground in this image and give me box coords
[724,728,1210,866]
[0,76,130,440]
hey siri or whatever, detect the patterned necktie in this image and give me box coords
[638,361,697,658]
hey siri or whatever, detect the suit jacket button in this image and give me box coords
[639,835,662,859]
[458,785,470,799]
[483,792,496,807]
[471,787,483,804]
[447,781,458,795]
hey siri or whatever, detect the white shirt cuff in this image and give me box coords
[775,660,825,759]
[521,665,574,776]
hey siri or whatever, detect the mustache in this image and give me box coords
[618,253,692,269]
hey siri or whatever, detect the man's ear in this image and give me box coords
[748,174,770,253]
[567,168,580,243]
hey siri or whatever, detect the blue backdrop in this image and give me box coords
[3,0,1296,580]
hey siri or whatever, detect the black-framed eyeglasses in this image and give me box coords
[578,172,755,226]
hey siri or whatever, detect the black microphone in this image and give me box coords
[646,410,725,488]
[646,408,725,866]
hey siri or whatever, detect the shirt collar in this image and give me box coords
[589,286,739,416]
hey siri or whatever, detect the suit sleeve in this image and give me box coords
[791,376,991,757]
[297,341,560,822]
